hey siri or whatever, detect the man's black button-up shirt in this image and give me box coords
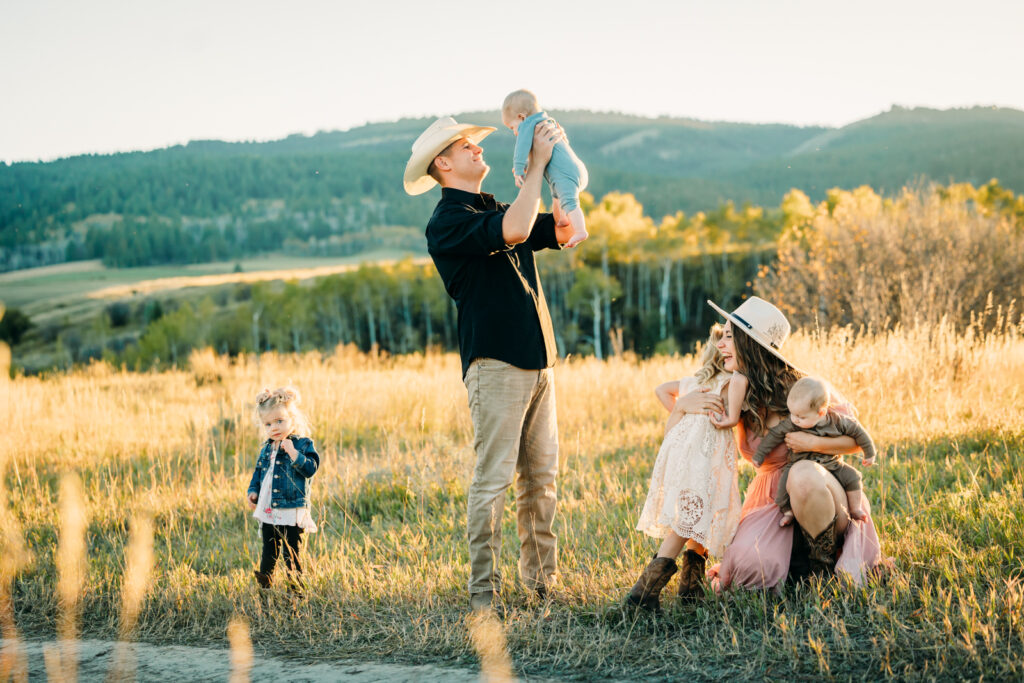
[426,187,560,378]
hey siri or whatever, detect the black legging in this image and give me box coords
[260,523,303,575]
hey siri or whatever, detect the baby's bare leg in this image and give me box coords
[847,489,867,520]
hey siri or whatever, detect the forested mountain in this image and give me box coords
[3,105,1023,271]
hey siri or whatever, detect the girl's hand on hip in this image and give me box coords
[247,492,258,509]
[676,387,724,416]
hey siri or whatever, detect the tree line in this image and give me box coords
[31,181,1019,373]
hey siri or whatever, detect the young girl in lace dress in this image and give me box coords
[625,324,744,610]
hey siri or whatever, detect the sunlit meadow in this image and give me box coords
[2,314,1024,679]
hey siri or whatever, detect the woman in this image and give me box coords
[625,297,882,605]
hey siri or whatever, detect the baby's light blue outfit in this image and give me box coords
[512,111,589,213]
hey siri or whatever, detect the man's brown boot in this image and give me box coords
[677,548,708,602]
[624,555,678,612]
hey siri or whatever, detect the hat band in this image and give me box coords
[733,312,780,350]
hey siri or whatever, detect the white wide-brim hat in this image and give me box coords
[403,116,496,196]
[707,296,799,369]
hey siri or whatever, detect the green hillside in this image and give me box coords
[3,105,1022,271]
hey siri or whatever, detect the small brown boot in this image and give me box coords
[801,516,838,576]
[624,555,678,612]
[677,548,708,602]
[254,570,272,589]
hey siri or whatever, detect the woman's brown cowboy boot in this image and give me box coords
[801,516,839,575]
[676,548,708,602]
[624,555,678,612]
[253,571,272,589]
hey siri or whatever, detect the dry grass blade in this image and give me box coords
[0,444,29,683]
[227,616,253,683]
[107,514,154,682]
[467,611,516,683]
[51,473,88,683]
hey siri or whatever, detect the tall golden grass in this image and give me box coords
[467,611,515,682]
[2,315,1022,678]
[108,513,154,682]
[227,616,252,683]
[45,474,88,683]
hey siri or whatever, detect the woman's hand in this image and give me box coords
[247,492,258,509]
[675,387,725,416]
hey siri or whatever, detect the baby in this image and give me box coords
[753,376,876,526]
[502,89,589,248]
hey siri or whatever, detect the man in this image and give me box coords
[404,115,577,610]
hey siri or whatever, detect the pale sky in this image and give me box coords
[2,0,1022,163]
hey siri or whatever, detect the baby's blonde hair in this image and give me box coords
[255,386,312,437]
[502,89,541,119]
[788,376,830,412]
[694,324,727,387]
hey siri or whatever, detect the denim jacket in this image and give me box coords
[246,436,320,509]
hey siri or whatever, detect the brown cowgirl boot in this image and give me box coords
[624,555,678,612]
[800,516,839,576]
[676,548,708,602]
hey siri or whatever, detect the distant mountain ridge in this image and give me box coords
[2,105,1022,270]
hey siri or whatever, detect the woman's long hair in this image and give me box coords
[733,328,803,435]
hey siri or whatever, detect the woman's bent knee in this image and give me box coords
[787,460,849,536]
[786,460,826,500]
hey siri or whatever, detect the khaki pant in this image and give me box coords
[463,358,559,596]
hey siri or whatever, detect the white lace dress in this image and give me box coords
[635,372,742,557]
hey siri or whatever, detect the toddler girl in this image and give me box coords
[502,89,590,247]
[246,386,319,590]
[625,325,744,610]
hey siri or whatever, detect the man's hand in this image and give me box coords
[862,456,876,467]
[529,119,563,169]
[279,438,298,460]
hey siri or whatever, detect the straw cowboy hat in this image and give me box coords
[403,116,496,195]
[707,296,799,369]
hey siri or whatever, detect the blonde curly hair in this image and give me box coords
[694,324,728,387]
[254,386,312,437]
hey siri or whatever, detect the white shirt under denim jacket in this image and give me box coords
[247,436,319,532]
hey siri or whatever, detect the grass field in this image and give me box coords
[1,317,1023,680]
[0,251,418,319]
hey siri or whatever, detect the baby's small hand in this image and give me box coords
[247,492,258,508]
[862,456,876,467]
[514,174,525,188]
[280,438,298,458]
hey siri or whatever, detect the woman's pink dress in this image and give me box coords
[714,421,883,590]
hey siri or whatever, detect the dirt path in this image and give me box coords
[3,638,508,682]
